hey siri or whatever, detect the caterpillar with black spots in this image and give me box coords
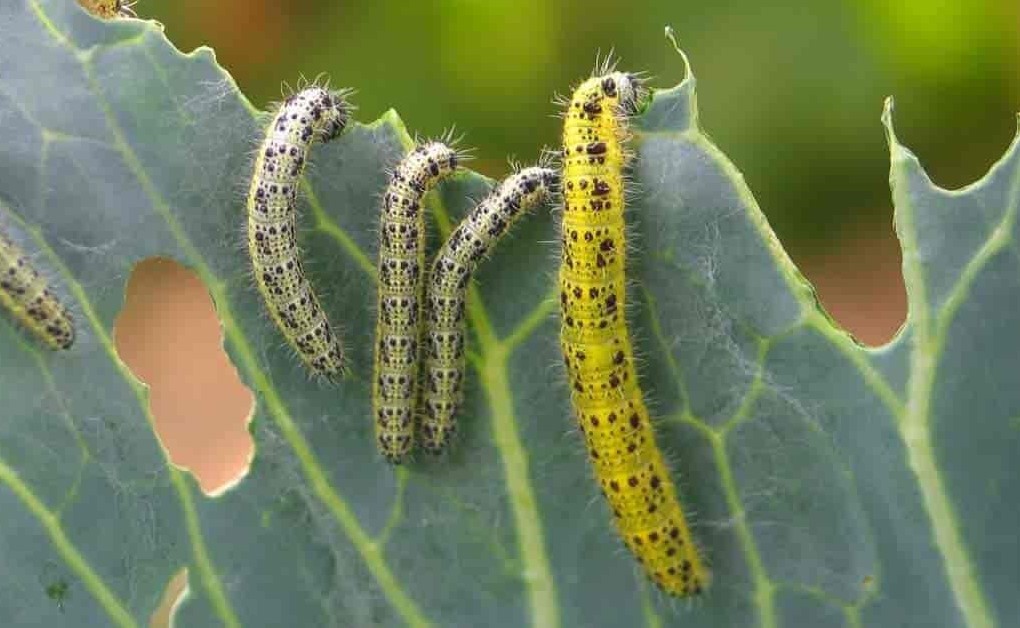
[0,217,75,350]
[558,66,709,596]
[420,165,558,455]
[247,85,353,380]
[374,140,462,463]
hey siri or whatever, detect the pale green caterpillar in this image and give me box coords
[420,165,558,454]
[247,85,353,380]
[0,215,75,350]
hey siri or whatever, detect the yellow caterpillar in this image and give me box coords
[559,68,709,596]
[374,141,461,463]
[247,86,353,380]
[421,165,558,454]
[0,217,75,350]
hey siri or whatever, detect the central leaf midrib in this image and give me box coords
[427,179,561,628]
[888,111,996,628]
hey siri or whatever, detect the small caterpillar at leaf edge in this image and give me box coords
[247,85,353,381]
[373,139,463,463]
[77,0,137,19]
[0,214,75,351]
[558,65,710,596]
[421,164,559,455]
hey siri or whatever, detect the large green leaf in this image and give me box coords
[1,1,1018,626]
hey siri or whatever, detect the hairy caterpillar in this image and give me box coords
[421,165,558,454]
[559,67,709,596]
[373,141,462,463]
[0,220,75,350]
[77,0,136,18]
[247,86,353,380]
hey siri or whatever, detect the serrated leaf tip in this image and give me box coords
[664,25,693,82]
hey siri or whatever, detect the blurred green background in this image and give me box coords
[140,0,1019,257]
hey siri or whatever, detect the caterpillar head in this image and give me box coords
[538,167,560,191]
[599,72,646,116]
[416,141,462,174]
[515,166,559,202]
[316,89,354,142]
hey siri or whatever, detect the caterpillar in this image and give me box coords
[0,220,75,350]
[421,165,558,455]
[373,141,462,463]
[77,0,136,18]
[247,85,353,380]
[558,67,709,596]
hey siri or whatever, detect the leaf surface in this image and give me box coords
[1,2,1018,626]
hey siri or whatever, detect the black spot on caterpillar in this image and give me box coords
[247,85,353,380]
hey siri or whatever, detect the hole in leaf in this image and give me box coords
[114,258,254,494]
[799,218,907,346]
[149,569,188,628]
